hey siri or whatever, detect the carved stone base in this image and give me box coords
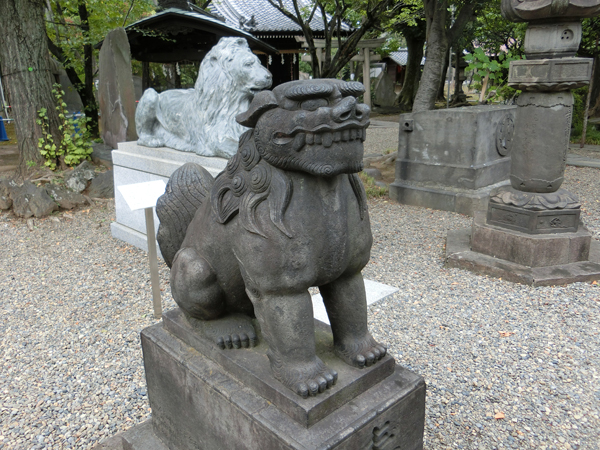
[446,214,600,286]
[124,310,425,450]
[473,211,590,267]
[487,203,581,234]
[488,187,582,234]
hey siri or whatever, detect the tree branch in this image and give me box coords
[448,1,477,43]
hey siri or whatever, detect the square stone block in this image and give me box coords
[471,211,591,267]
[391,105,515,215]
[141,313,426,450]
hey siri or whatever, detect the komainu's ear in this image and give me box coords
[236,90,278,127]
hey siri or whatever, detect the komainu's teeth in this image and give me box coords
[333,131,341,142]
[322,132,333,148]
[306,132,314,145]
[342,129,350,141]
[292,133,306,152]
[314,133,322,144]
[360,128,366,142]
[350,128,357,140]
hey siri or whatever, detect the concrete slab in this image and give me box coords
[567,154,600,169]
[311,279,398,324]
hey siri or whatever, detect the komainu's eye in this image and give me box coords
[301,98,328,111]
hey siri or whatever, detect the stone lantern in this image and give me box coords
[446,0,600,285]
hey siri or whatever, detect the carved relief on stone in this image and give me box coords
[496,115,515,157]
[501,0,600,22]
[156,80,387,398]
[490,186,581,210]
[508,58,593,91]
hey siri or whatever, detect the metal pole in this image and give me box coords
[144,207,162,319]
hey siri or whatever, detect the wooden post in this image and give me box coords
[362,48,371,108]
[581,44,598,148]
[479,75,489,104]
[142,61,150,91]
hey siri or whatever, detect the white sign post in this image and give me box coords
[117,180,167,319]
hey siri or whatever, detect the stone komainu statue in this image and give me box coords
[135,37,272,158]
[156,79,387,398]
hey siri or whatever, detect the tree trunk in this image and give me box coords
[412,0,448,112]
[590,54,600,117]
[0,0,62,174]
[77,1,99,137]
[397,33,424,110]
[412,0,477,112]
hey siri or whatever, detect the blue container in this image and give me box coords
[0,117,8,142]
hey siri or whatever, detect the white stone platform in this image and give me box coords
[111,141,227,255]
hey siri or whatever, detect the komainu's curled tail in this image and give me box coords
[156,163,214,267]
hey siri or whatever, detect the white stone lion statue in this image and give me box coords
[135,37,272,158]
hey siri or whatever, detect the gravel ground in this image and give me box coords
[1,135,599,449]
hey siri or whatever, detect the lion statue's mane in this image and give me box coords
[135,37,272,158]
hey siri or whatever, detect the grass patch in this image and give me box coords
[571,125,600,146]
[359,171,388,198]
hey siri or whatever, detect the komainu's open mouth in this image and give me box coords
[273,125,368,149]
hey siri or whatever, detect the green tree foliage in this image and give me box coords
[265,0,397,78]
[467,0,526,55]
[412,0,482,112]
[45,0,155,136]
[464,47,521,102]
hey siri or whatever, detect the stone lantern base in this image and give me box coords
[446,211,600,286]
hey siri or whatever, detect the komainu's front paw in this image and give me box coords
[269,355,338,399]
[203,314,257,349]
[137,135,164,148]
[335,335,387,368]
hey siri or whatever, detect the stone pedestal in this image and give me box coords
[111,141,227,254]
[97,309,426,449]
[446,211,600,286]
[389,105,515,216]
